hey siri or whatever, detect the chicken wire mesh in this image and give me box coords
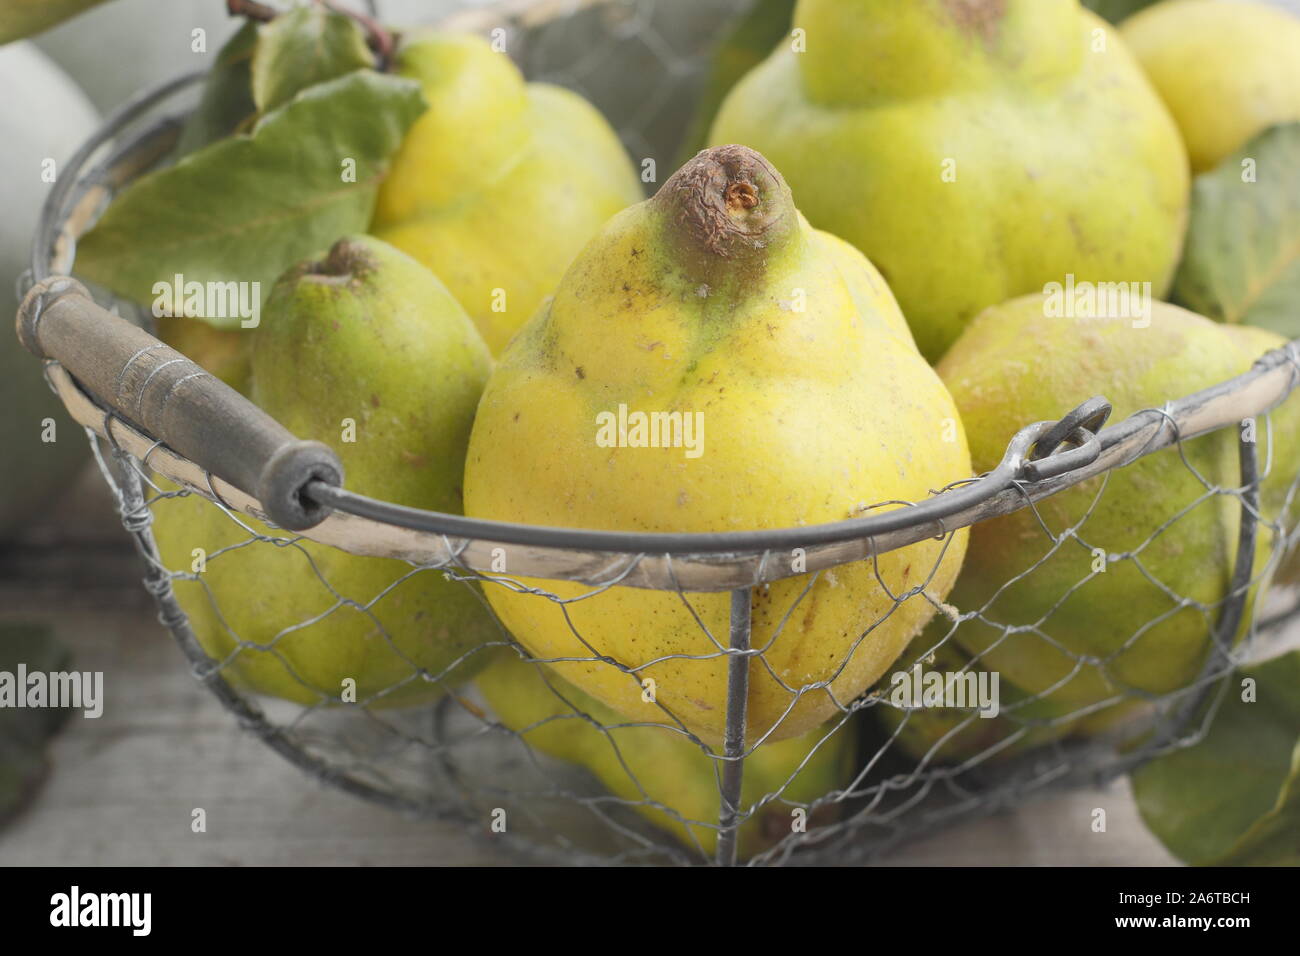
[62,364,1300,867]
[16,0,1300,866]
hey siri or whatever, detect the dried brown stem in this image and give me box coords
[226,0,278,22]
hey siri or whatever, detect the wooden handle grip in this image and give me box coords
[16,276,343,531]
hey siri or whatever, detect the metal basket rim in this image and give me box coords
[26,14,1300,591]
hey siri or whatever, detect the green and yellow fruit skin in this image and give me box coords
[463,146,971,747]
[935,295,1293,726]
[709,0,1189,361]
[1121,0,1300,174]
[477,650,855,859]
[154,236,496,708]
[0,0,105,43]
[873,626,1079,765]
[371,32,644,354]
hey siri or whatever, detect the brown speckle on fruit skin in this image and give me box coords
[942,0,1006,42]
[575,366,586,380]
[400,450,429,467]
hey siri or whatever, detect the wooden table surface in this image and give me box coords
[0,464,1206,866]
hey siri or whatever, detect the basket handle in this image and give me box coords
[16,276,343,531]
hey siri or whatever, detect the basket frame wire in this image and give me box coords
[716,589,752,866]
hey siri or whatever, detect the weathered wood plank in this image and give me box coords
[0,601,1188,866]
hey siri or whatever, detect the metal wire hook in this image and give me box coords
[1021,396,1112,483]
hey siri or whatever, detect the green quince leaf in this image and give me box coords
[250,4,373,115]
[1082,0,1162,23]
[1132,650,1300,865]
[76,69,426,330]
[1171,123,1300,338]
[176,19,260,157]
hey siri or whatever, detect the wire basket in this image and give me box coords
[17,0,1300,866]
